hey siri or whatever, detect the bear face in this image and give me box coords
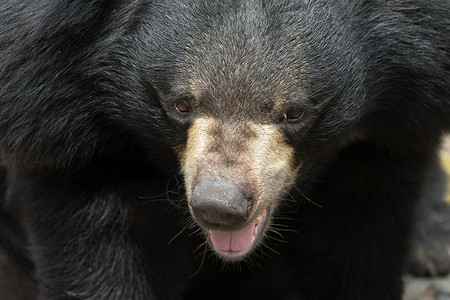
[120,1,370,261]
[112,1,449,263]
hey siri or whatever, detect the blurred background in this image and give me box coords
[403,136,450,300]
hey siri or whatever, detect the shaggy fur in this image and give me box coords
[0,1,449,299]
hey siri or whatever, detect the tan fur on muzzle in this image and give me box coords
[179,117,298,223]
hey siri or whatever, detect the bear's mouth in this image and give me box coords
[207,207,270,261]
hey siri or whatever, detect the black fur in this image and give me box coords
[0,1,449,299]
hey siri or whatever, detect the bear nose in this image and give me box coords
[190,181,251,229]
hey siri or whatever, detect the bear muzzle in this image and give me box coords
[189,180,269,260]
[179,117,297,260]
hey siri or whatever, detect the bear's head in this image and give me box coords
[121,1,367,261]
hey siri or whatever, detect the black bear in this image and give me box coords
[0,1,449,299]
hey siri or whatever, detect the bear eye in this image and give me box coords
[174,100,191,114]
[283,110,304,123]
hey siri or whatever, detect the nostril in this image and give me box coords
[219,212,235,219]
[218,212,242,223]
[197,208,208,218]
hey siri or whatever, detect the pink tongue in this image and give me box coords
[210,220,256,252]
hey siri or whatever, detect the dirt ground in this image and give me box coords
[404,275,450,300]
[403,136,450,300]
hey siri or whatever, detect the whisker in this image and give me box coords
[193,240,207,254]
[138,193,170,200]
[270,227,300,234]
[190,242,208,278]
[265,235,288,244]
[269,223,291,228]
[293,184,323,208]
[236,261,243,272]
[253,245,272,262]
[168,223,189,246]
[281,195,298,204]
[262,244,280,255]
[267,228,286,240]
[188,227,204,237]
[271,216,294,221]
